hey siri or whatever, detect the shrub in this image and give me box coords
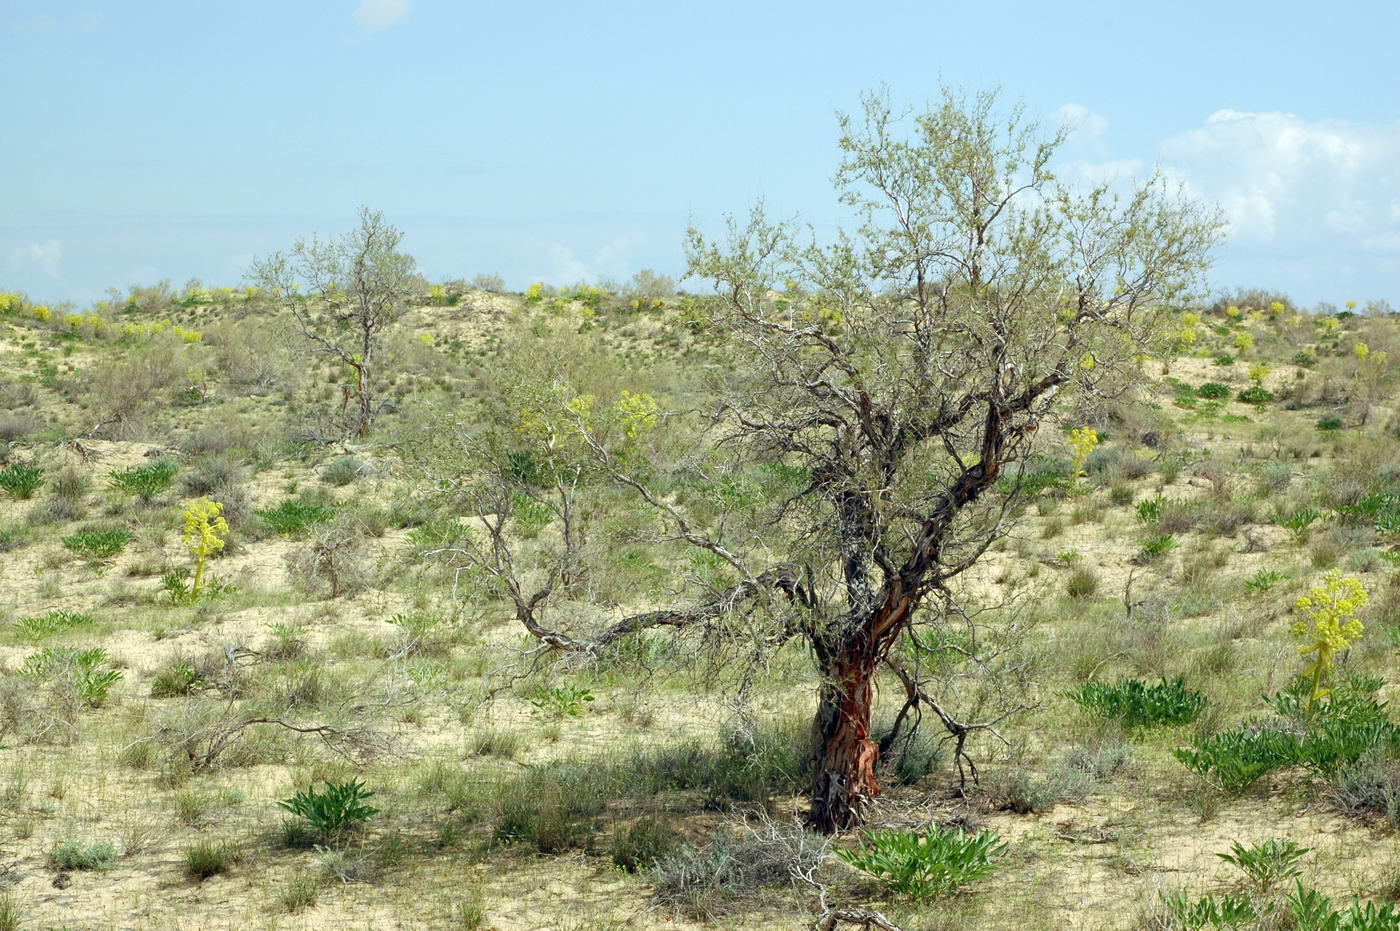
[21,646,123,707]
[185,839,242,879]
[107,460,177,503]
[611,814,683,872]
[1134,534,1179,564]
[1068,677,1206,728]
[150,661,205,698]
[1066,566,1099,598]
[285,516,373,598]
[650,823,825,920]
[493,769,605,852]
[1237,386,1275,405]
[50,465,89,509]
[649,842,741,920]
[277,779,378,842]
[61,528,132,561]
[321,456,365,486]
[836,825,1006,899]
[256,498,336,535]
[987,766,1092,814]
[1317,417,1343,432]
[0,463,43,499]
[1196,382,1231,399]
[47,838,118,871]
[1328,752,1400,828]
[1213,353,1235,366]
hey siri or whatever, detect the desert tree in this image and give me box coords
[250,206,423,439]
[412,87,1221,832]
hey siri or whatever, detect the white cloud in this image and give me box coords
[1158,109,1400,251]
[1056,103,1109,149]
[545,234,648,284]
[353,0,411,32]
[9,240,62,278]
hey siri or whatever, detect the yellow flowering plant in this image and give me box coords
[182,498,228,601]
[1292,570,1367,710]
[1068,427,1099,484]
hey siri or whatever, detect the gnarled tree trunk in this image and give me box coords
[810,650,880,832]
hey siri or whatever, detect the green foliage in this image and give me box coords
[1213,353,1236,366]
[0,891,24,931]
[1066,566,1099,598]
[14,609,95,642]
[526,683,594,718]
[1277,507,1324,541]
[836,825,1006,899]
[320,456,365,486]
[1196,382,1232,399]
[1136,496,1165,525]
[610,814,683,872]
[1136,533,1180,563]
[150,661,204,698]
[1176,678,1400,792]
[107,460,177,503]
[0,463,43,499]
[185,839,242,879]
[1336,494,1400,536]
[61,528,132,561]
[1237,386,1274,405]
[998,457,1071,498]
[21,646,123,706]
[1068,677,1206,728]
[1244,569,1287,594]
[1317,417,1344,432]
[47,838,118,871]
[405,518,472,551]
[277,779,378,841]
[256,498,336,535]
[1215,838,1309,891]
[1160,889,1258,929]
[1292,351,1315,367]
[511,491,554,537]
[1285,882,1400,931]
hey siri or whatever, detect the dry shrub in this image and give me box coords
[285,516,377,598]
[204,318,298,394]
[0,412,39,442]
[87,340,189,438]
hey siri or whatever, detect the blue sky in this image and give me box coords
[2,0,1397,306]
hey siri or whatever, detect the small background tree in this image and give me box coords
[251,206,423,439]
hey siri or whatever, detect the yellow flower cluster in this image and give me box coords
[1068,427,1099,480]
[1292,570,1367,709]
[182,498,228,600]
[615,390,659,439]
